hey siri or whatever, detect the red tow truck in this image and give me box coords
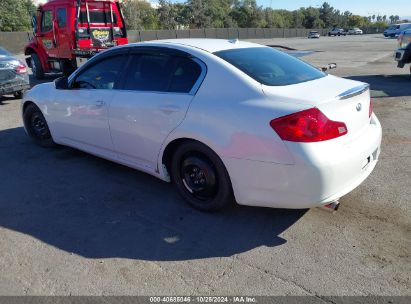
[24,0,128,79]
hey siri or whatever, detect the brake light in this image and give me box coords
[16,64,27,74]
[270,108,348,142]
[369,98,373,118]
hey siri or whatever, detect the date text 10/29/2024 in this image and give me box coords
[149,297,257,303]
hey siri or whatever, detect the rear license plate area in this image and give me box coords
[362,147,379,170]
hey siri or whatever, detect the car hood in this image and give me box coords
[0,55,15,60]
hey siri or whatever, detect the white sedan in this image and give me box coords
[22,39,381,211]
[348,28,363,35]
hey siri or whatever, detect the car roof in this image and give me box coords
[129,39,265,53]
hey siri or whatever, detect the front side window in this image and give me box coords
[72,55,128,90]
[214,47,326,86]
[41,10,53,32]
[124,53,202,93]
[57,8,67,28]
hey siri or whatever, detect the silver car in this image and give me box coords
[0,47,30,99]
[348,28,363,35]
[384,23,411,38]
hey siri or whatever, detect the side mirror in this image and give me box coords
[55,76,69,90]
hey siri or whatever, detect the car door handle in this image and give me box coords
[158,105,180,114]
[95,100,105,106]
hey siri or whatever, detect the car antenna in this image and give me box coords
[228,38,239,44]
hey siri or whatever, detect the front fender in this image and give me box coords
[22,83,55,134]
[24,42,49,72]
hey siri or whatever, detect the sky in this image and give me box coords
[261,0,411,17]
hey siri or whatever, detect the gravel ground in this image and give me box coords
[0,34,410,296]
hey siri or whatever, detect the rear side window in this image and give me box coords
[214,47,325,86]
[57,8,66,28]
[41,10,53,32]
[124,54,202,93]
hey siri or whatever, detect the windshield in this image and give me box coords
[214,47,326,86]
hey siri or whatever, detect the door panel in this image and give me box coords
[56,7,71,59]
[52,89,115,157]
[109,91,193,169]
[39,10,58,58]
[50,53,129,157]
[108,51,204,170]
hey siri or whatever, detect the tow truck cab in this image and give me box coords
[24,0,128,78]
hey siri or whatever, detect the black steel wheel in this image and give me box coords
[23,103,55,147]
[171,141,233,211]
[31,53,44,79]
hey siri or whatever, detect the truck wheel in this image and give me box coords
[31,53,44,79]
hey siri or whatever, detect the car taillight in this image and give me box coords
[270,108,348,142]
[16,64,27,74]
[369,98,373,118]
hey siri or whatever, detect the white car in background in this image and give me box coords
[348,28,363,35]
[308,31,320,38]
[22,39,381,211]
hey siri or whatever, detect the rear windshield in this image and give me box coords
[214,47,325,86]
[79,11,118,24]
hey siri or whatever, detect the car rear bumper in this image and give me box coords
[395,49,411,67]
[0,76,30,95]
[224,114,382,209]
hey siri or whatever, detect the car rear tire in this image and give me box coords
[31,53,45,79]
[170,141,234,212]
[23,103,55,147]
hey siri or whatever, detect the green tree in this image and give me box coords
[158,0,178,29]
[348,15,368,27]
[0,0,34,31]
[230,0,265,28]
[301,7,323,29]
[319,2,334,28]
[186,0,211,28]
[122,0,160,30]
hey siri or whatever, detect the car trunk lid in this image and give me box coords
[262,75,372,141]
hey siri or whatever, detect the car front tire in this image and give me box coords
[170,141,234,212]
[23,103,55,147]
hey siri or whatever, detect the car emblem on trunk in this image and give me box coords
[356,103,362,111]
